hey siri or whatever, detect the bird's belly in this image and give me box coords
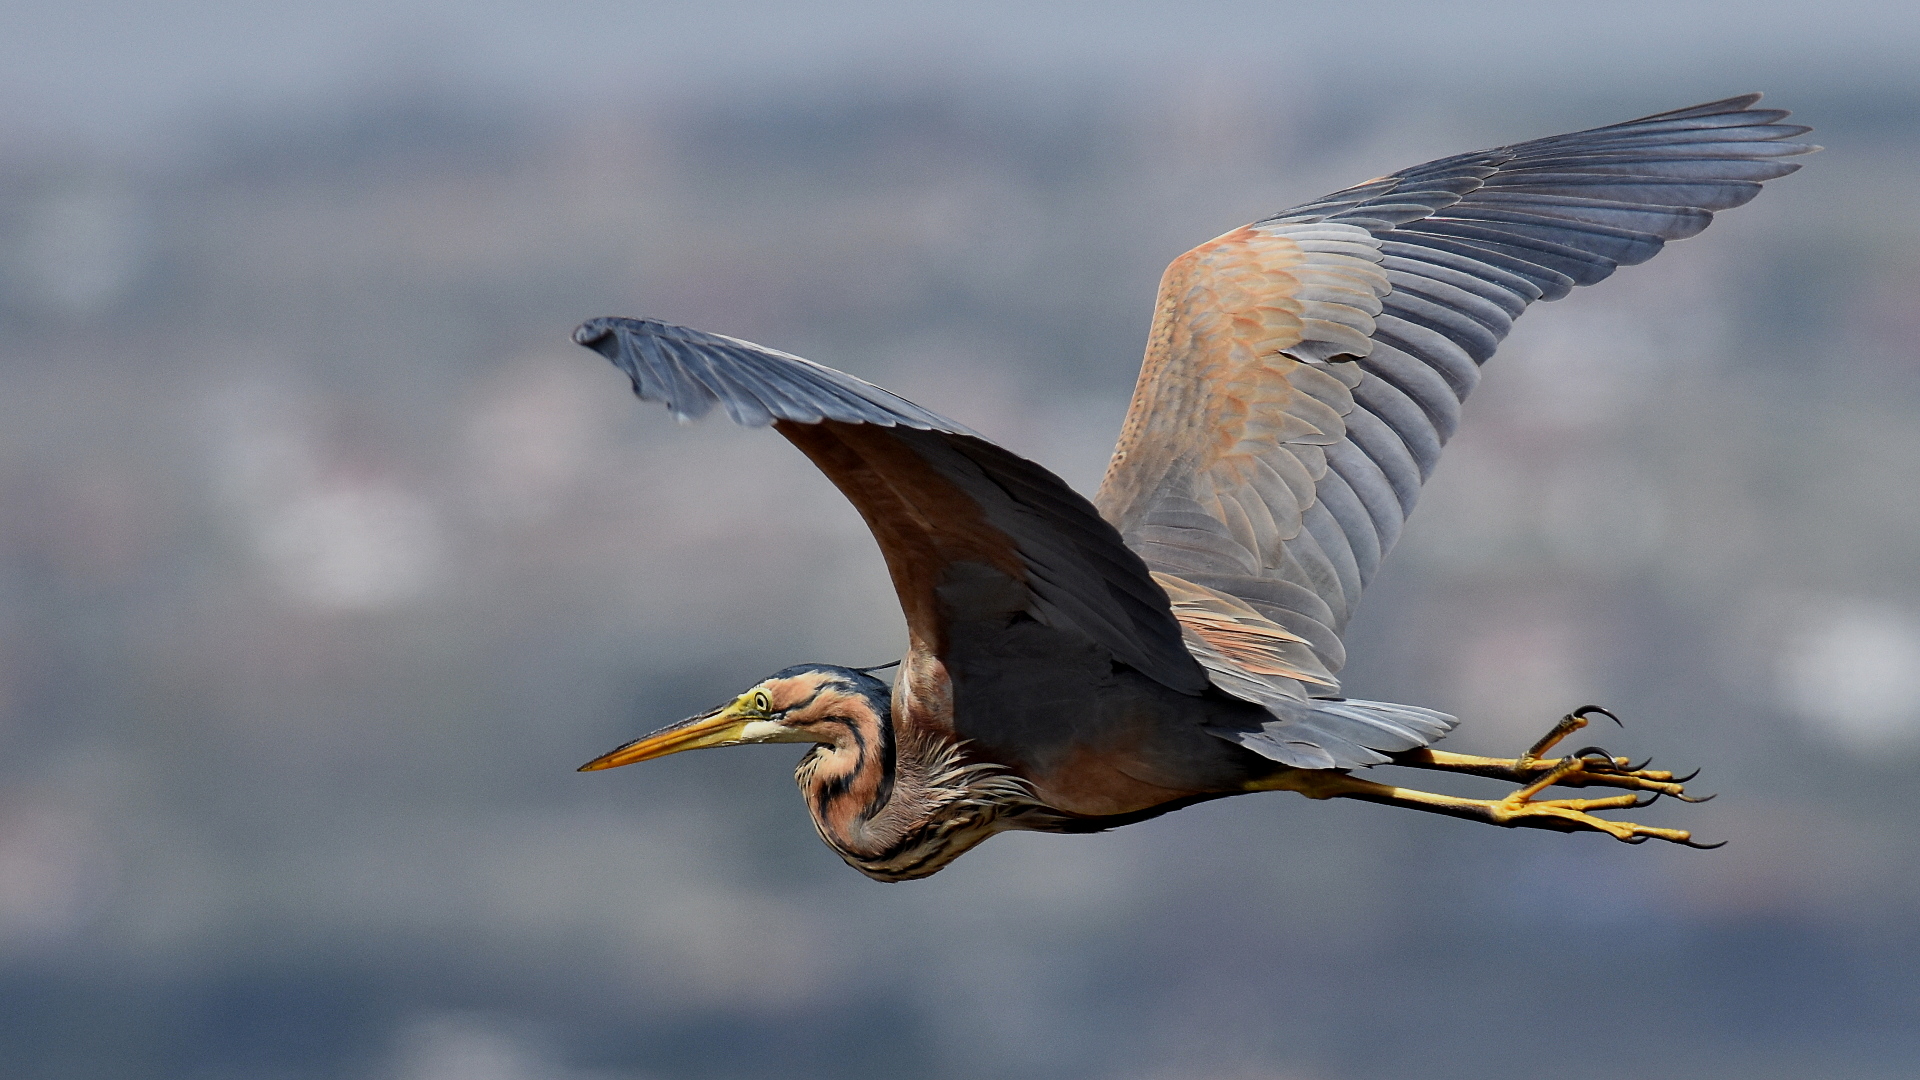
[975,675,1271,818]
[933,587,1277,817]
[1026,743,1225,816]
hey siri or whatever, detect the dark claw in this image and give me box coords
[1682,837,1728,850]
[1574,705,1623,728]
[1675,791,1718,804]
[1631,793,1660,809]
[1572,746,1619,769]
[1626,757,1652,772]
[1673,768,1702,783]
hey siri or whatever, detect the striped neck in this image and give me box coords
[784,672,1044,882]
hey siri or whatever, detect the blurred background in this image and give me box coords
[1,2,1917,1077]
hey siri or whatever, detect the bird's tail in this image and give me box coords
[1207,697,1458,771]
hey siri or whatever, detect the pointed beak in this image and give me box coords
[577,702,763,771]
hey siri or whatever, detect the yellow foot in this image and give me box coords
[1391,706,1715,805]
[1251,707,1721,849]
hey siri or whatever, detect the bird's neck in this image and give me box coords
[792,698,1040,882]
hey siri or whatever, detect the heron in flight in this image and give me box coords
[575,95,1812,881]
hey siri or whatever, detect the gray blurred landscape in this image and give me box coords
[2,3,1919,1078]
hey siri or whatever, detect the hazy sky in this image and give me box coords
[1,0,1914,151]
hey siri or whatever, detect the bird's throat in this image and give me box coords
[792,708,1039,882]
[794,704,900,856]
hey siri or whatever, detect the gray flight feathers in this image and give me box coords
[574,317,963,432]
[1283,92,1813,595]
[1277,91,1816,569]
[1265,93,1814,302]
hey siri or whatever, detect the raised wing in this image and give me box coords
[574,316,1212,716]
[1096,94,1813,747]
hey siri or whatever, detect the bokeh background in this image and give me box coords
[2,2,1918,1077]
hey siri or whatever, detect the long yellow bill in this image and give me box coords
[577,701,760,771]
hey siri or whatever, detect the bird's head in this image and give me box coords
[578,664,893,771]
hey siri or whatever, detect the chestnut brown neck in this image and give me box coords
[787,677,1044,882]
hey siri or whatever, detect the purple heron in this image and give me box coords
[575,95,1812,881]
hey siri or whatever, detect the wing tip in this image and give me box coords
[1627,91,1766,123]
[574,315,650,351]
[572,317,611,346]
[572,315,976,437]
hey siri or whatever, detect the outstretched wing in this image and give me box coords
[575,316,1212,717]
[1096,94,1814,727]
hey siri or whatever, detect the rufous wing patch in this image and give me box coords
[1153,571,1337,689]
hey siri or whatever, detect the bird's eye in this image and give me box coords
[752,691,771,713]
